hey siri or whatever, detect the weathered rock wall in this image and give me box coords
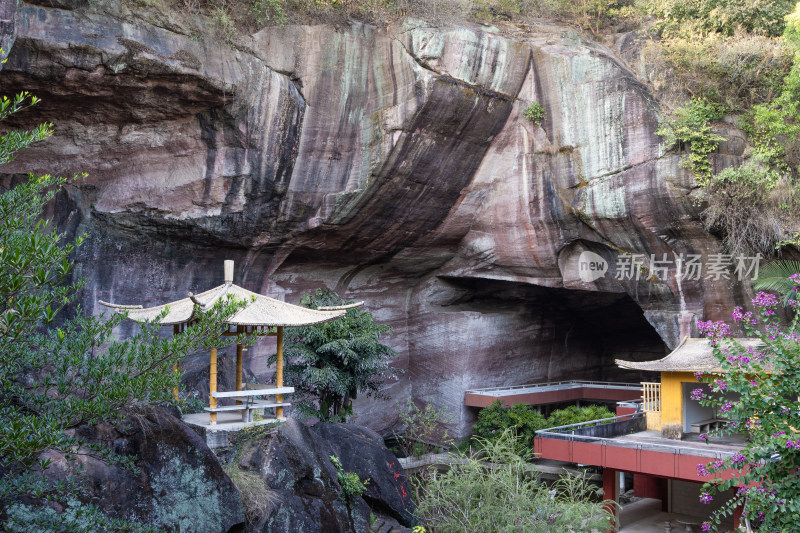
[0,2,752,435]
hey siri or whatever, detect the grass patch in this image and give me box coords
[224,464,280,523]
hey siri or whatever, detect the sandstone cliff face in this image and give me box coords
[0,2,751,435]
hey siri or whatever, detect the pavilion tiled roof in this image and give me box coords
[615,337,769,373]
[99,262,353,327]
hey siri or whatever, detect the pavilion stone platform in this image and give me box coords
[182,412,285,449]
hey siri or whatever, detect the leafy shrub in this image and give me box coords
[472,401,547,452]
[545,404,614,428]
[645,33,793,111]
[472,402,614,453]
[251,0,286,26]
[416,430,613,532]
[644,0,798,37]
[543,0,639,34]
[211,6,236,42]
[656,97,727,185]
[397,399,454,457]
[786,1,800,47]
[522,101,545,124]
[746,63,800,172]
[330,455,369,505]
[702,162,800,255]
[472,0,522,22]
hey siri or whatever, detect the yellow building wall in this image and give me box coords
[660,371,695,438]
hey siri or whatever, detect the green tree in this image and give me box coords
[645,0,797,37]
[276,288,397,422]
[0,93,244,531]
[546,404,614,427]
[693,276,800,531]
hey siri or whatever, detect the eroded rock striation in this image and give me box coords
[0,2,751,435]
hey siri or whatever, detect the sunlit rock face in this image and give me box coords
[0,3,751,436]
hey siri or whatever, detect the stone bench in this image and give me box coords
[206,384,295,422]
[689,417,727,433]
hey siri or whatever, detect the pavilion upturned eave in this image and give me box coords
[99,282,348,328]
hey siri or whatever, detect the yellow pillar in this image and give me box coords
[660,371,694,439]
[172,325,180,401]
[209,347,218,425]
[235,326,243,405]
[276,326,284,419]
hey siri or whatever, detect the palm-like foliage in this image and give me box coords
[753,260,800,305]
[275,289,397,422]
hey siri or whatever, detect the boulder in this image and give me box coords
[2,405,245,533]
[234,419,413,532]
[315,423,416,526]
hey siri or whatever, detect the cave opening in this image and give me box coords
[436,275,667,387]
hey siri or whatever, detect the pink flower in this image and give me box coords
[697,320,731,340]
[790,273,800,293]
[752,291,779,308]
[732,306,755,324]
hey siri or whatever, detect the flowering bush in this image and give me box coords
[694,274,800,531]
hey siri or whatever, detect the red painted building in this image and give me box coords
[531,339,756,530]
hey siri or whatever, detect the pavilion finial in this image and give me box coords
[224,260,234,284]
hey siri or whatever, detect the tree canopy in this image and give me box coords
[275,288,397,422]
[0,91,244,532]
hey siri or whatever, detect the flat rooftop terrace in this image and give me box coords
[612,430,746,456]
[465,380,643,407]
[535,414,744,481]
